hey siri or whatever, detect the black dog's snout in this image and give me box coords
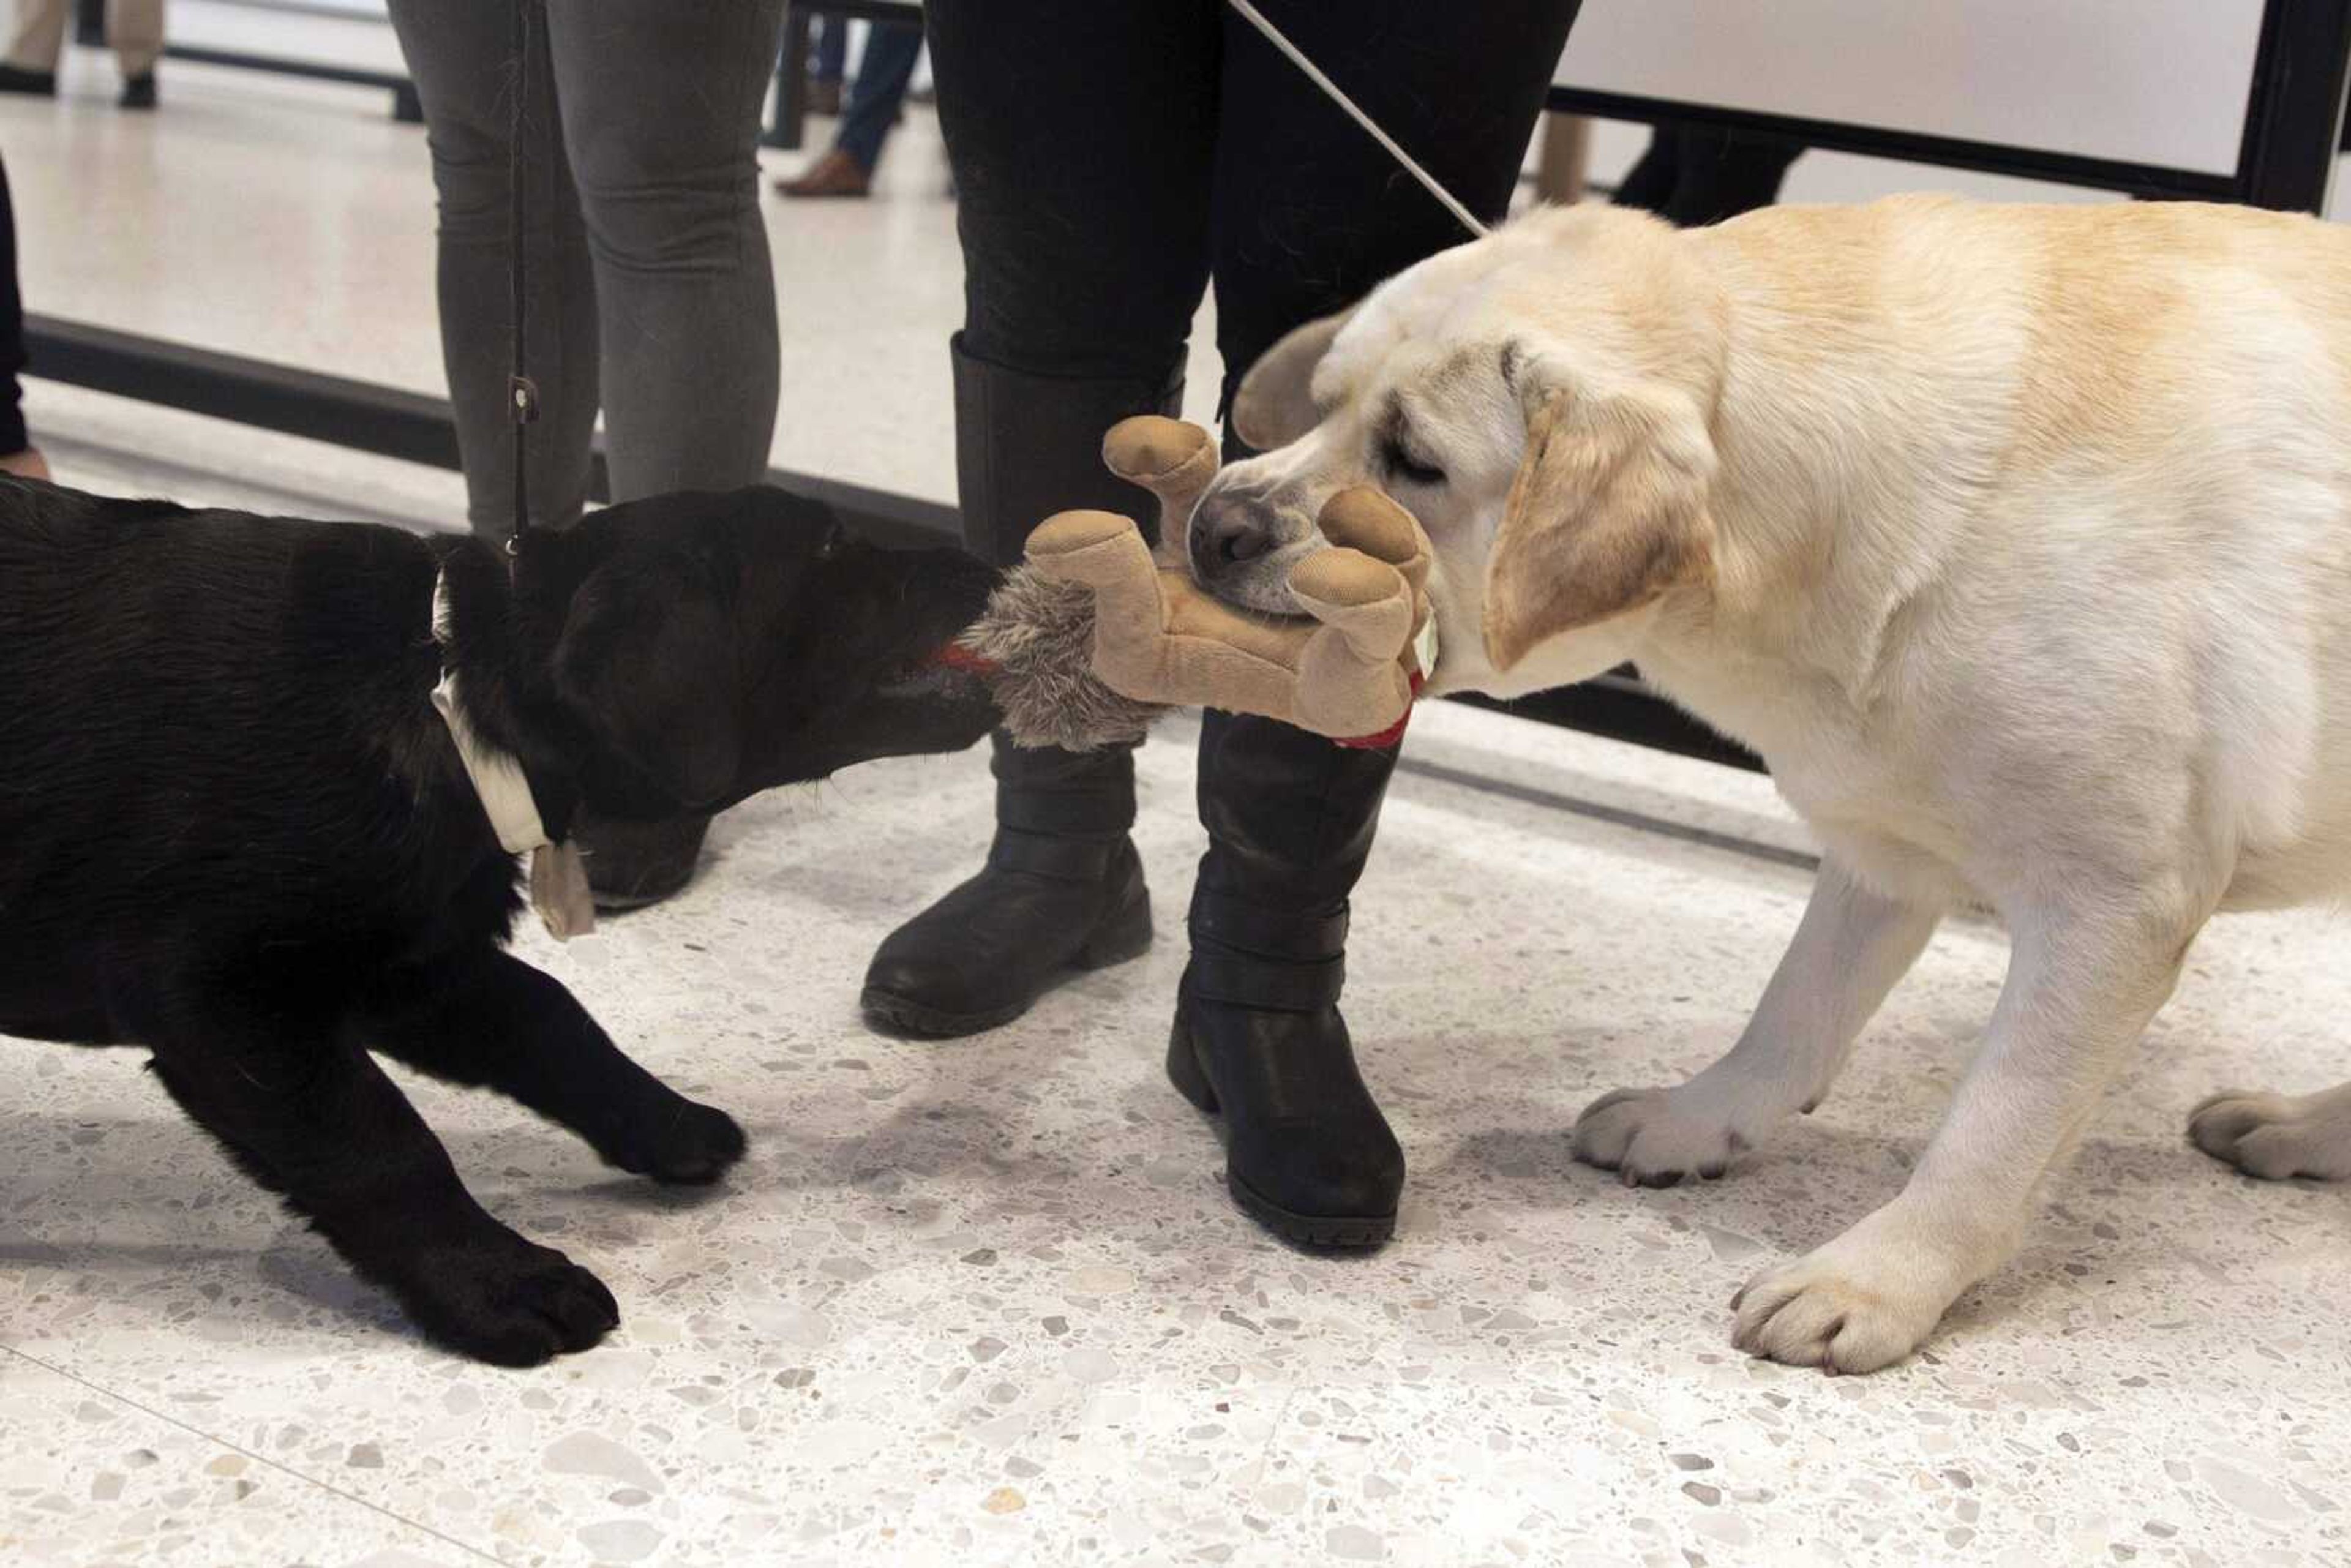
[1188,495,1277,582]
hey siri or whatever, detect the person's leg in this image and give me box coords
[860,0,1221,1037]
[1209,1,1580,408]
[812,13,846,83]
[1168,711,1408,1244]
[1654,125,1804,227]
[105,0,162,82]
[928,0,1215,436]
[1611,126,1681,214]
[1167,0,1583,1245]
[1,153,44,478]
[776,20,921,198]
[807,13,844,114]
[839,21,921,172]
[1,0,66,86]
[386,0,599,539]
[543,0,786,505]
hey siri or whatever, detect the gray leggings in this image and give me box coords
[387,0,787,537]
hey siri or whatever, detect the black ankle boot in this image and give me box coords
[863,732,1150,1036]
[863,338,1182,1036]
[1167,710,1403,1248]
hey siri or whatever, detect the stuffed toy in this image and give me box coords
[955,416,1436,751]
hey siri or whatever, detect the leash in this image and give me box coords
[427,0,597,944]
[1223,0,1490,240]
[506,0,539,553]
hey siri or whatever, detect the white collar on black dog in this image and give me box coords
[429,568,596,940]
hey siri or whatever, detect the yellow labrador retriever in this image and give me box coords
[1191,195,2351,1373]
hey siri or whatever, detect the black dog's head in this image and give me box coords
[514,488,999,820]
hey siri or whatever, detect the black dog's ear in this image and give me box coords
[551,549,741,810]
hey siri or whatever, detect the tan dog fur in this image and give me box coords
[1198,195,2351,1373]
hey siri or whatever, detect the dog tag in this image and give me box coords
[530,842,598,942]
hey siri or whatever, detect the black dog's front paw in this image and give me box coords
[607,1098,747,1186]
[388,1237,620,1367]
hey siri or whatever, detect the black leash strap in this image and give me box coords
[506,0,539,555]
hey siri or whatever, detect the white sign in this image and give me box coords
[1554,1,2267,178]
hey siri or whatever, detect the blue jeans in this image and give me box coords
[811,13,846,83]
[836,22,921,174]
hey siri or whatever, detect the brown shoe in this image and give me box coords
[774,148,871,200]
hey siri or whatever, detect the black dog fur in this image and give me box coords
[0,476,997,1364]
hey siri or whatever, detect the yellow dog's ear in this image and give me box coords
[1231,304,1356,452]
[1482,365,1716,672]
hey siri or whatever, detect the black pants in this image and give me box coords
[1615,124,1803,228]
[922,3,1579,944]
[925,1,1580,420]
[2,155,26,457]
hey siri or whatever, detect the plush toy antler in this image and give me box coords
[960,417,1435,751]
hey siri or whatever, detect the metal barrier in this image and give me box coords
[24,316,961,553]
[74,0,420,121]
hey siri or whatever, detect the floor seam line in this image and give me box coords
[0,1341,511,1567]
[1394,752,1821,873]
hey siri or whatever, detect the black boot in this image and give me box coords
[863,732,1150,1035]
[861,338,1182,1037]
[1168,710,1404,1248]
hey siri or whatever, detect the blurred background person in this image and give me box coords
[0,0,162,108]
[1613,122,1804,227]
[804,12,845,116]
[775,17,923,200]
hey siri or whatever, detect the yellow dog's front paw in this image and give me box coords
[1730,1223,1967,1375]
[2189,1087,2351,1182]
[1571,1086,1752,1188]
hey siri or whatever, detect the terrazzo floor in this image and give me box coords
[12,21,2351,1565]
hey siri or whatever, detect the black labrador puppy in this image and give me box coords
[0,478,997,1364]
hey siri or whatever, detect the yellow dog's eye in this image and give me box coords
[1381,436,1446,489]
